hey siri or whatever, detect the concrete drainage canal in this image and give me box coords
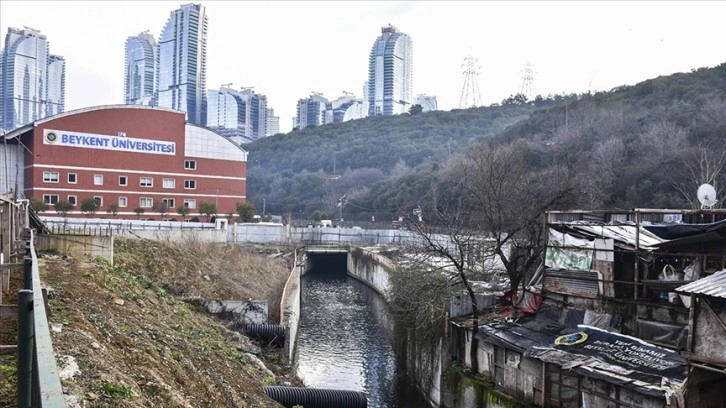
[285,251,429,408]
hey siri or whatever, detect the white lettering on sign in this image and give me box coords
[43,129,176,156]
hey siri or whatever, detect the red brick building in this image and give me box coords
[0,105,247,220]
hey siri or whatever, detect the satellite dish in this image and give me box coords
[697,183,718,209]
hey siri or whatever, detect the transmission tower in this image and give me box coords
[459,55,482,109]
[520,63,536,100]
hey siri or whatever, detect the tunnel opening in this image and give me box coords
[305,252,348,278]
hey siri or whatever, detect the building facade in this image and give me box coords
[157,3,208,126]
[0,27,65,131]
[206,87,267,141]
[367,25,413,116]
[295,93,327,130]
[414,94,437,112]
[265,108,279,137]
[325,95,368,124]
[124,31,157,105]
[46,55,65,117]
[0,105,247,220]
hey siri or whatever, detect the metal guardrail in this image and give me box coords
[17,229,65,407]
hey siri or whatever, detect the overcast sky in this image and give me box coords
[2,1,725,133]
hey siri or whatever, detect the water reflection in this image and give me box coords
[297,271,429,407]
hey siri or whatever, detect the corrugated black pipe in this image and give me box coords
[244,323,286,347]
[264,386,367,408]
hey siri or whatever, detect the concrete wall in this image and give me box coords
[280,250,302,362]
[116,229,227,243]
[205,300,268,325]
[347,247,392,296]
[35,234,114,263]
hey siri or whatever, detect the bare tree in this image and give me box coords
[671,140,726,208]
[404,140,575,373]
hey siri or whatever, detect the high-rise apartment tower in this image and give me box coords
[124,31,157,105]
[0,27,65,130]
[157,3,208,125]
[367,25,413,116]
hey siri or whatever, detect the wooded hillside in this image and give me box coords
[246,62,726,223]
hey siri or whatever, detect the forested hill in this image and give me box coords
[246,62,726,222]
[246,103,539,215]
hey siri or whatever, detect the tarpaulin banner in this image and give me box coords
[546,229,594,271]
[553,325,687,380]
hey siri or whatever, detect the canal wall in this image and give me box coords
[280,249,302,362]
[346,247,444,407]
[346,247,392,297]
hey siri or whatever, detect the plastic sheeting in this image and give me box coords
[636,319,688,350]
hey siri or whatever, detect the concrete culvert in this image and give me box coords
[264,386,368,408]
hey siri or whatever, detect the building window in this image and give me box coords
[140,177,153,187]
[94,174,103,185]
[184,180,196,189]
[94,196,102,206]
[68,173,77,184]
[183,199,196,209]
[163,178,176,188]
[43,172,59,183]
[68,195,77,206]
[184,160,196,170]
[119,197,128,208]
[43,194,59,204]
[119,175,128,186]
[162,198,175,208]
[140,197,153,208]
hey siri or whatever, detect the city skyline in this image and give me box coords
[1,1,725,134]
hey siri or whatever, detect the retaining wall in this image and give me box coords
[35,235,114,263]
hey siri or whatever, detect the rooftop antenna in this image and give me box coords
[459,55,482,109]
[697,183,718,209]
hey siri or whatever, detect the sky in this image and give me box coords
[1,1,725,133]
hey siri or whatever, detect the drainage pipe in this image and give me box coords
[264,386,367,408]
[244,323,286,347]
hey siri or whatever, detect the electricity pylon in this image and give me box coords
[459,55,482,109]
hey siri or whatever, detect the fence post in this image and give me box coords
[23,257,32,290]
[17,288,34,408]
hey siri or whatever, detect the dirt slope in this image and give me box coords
[2,237,299,408]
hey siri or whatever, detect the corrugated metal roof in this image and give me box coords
[675,270,726,298]
[551,223,666,251]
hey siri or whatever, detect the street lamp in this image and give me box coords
[337,193,347,223]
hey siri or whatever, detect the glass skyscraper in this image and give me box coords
[46,55,65,117]
[0,27,65,130]
[367,25,413,116]
[124,31,156,105]
[207,87,267,141]
[157,3,208,126]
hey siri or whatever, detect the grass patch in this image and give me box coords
[100,380,134,399]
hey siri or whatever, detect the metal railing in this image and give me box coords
[17,228,65,407]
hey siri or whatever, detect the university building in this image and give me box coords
[0,105,247,220]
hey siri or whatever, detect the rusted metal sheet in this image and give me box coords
[544,269,599,298]
[676,270,726,299]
